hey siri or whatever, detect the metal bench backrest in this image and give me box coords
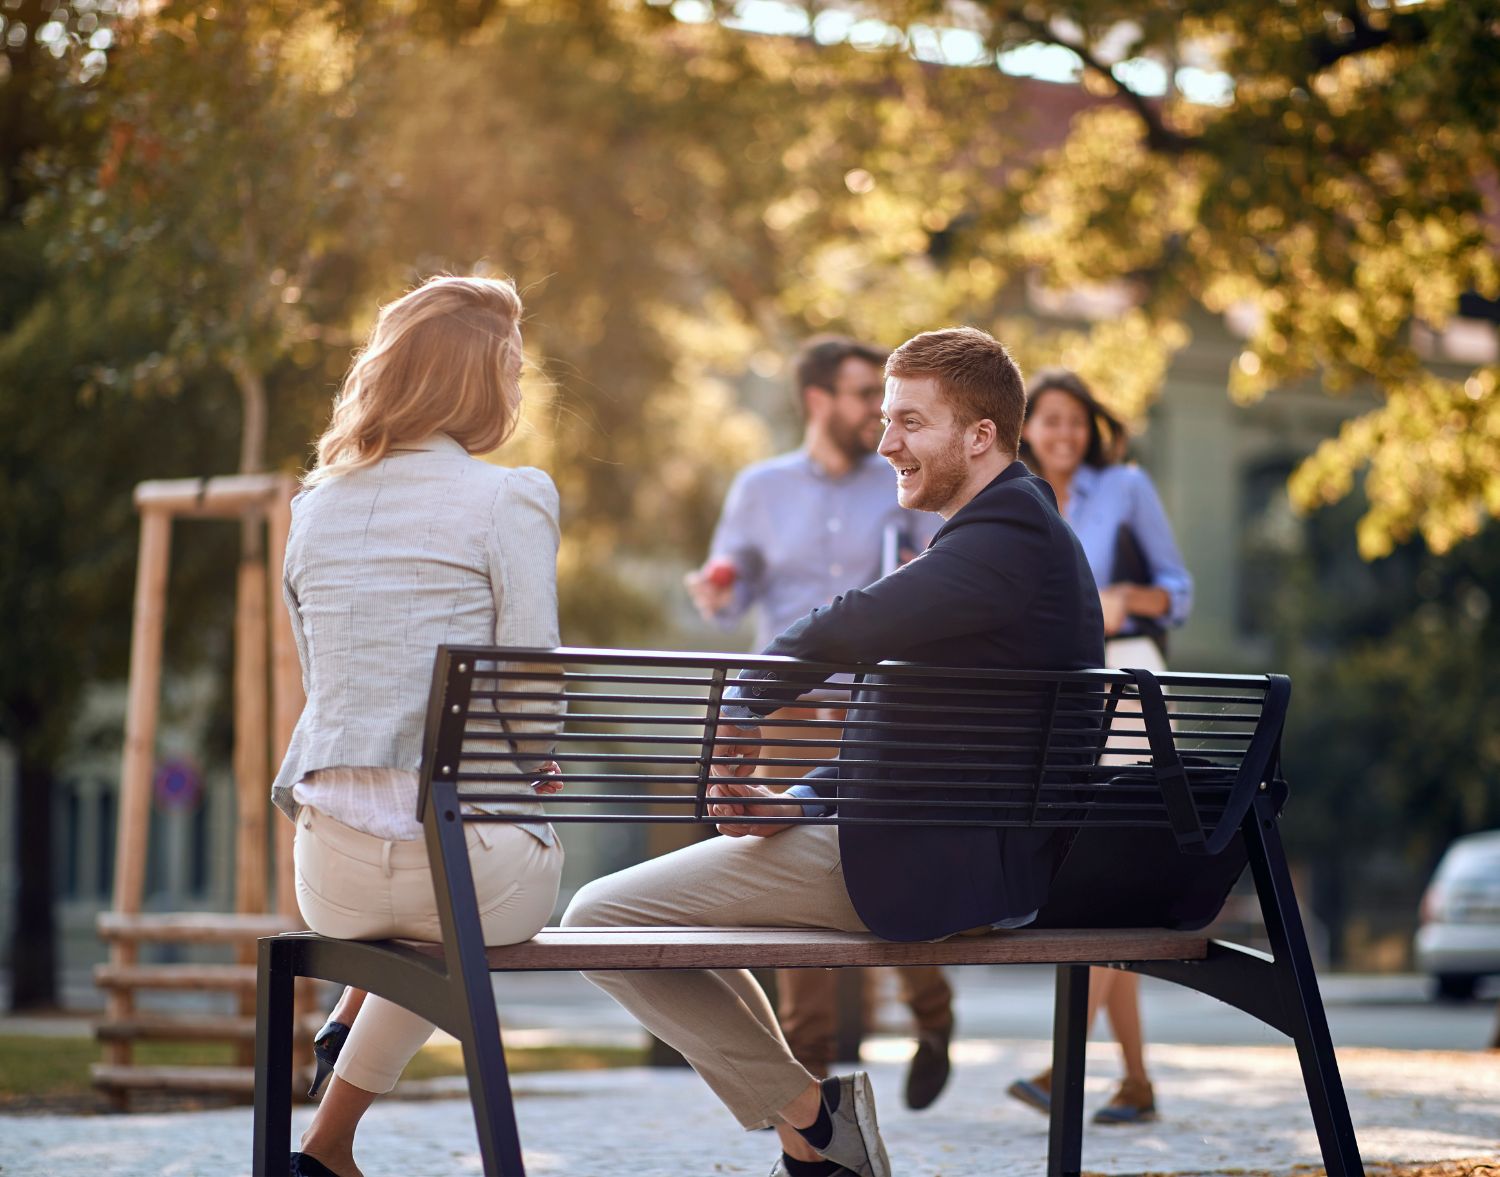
[416,647,1288,929]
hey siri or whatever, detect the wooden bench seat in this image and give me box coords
[411,926,1211,970]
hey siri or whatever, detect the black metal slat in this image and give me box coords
[1156,691,1267,706]
[450,791,1236,809]
[454,759,1244,780]
[474,692,1267,739]
[473,673,1061,694]
[452,643,1272,685]
[460,741,1078,761]
[470,690,709,707]
[479,816,1233,831]
[463,725,1257,747]
[453,773,1239,794]
[456,749,1249,772]
[533,711,1237,733]
[534,706,1257,729]
[470,689,1066,718]
[472,677,1271,708]
[535,671,714,686]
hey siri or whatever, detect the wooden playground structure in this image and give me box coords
[94,473,317,1103]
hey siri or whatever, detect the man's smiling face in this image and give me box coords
[878,375,970,517]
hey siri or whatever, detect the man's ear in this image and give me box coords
[802,385,833,422]
[969,418,998,456]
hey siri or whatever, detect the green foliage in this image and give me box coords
[0,248,244,761]
[2,6,221,761]
[18,0,1497,651]
[1258,490,1500,873]
[27,2,385,475]
[360,6,864,634]
[753,0,1500,555]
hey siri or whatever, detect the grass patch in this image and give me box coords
[0,1036,238,1099]
[0,1034,644,1106]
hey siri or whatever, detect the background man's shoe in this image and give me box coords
[1005,1067,1051,1115]
[1092,1076,1157,1124]
[813,1072,892,1177]
[904,1028,951,1110]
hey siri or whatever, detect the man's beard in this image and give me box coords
[829,415,878,462]
[905,429,968,514]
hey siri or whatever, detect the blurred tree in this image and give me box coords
[363,4,908,639]
[1,0,109,1012]
[1244,486,1500,960]
[1,0,808,999]
[1,0,382,1007]
[35,2,385,485]
[735,0,1500,557]
[0,1,244,1007]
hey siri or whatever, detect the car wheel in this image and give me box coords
[1435,973,1479,1001]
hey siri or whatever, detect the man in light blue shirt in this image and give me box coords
[687,344,939,648]
[685,336,951,1111]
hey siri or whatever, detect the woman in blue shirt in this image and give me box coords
[1007,368,1194,1125]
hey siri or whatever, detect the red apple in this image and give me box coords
[704,557,738,589]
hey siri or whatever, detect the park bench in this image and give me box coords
[253,646,1364,1177]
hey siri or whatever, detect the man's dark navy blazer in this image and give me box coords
[724,460,1105,942]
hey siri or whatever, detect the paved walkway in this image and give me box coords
[2,1037,1496,1176]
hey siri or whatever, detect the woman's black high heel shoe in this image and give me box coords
[307,1019,351,1098]
[289,1152,340,1177]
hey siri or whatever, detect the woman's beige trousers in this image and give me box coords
[293,805,563,1094]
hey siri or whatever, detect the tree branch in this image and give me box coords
[1004,13,1200,156]
[1307,9,1430,72]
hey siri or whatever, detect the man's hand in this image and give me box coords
[707,779,794,838]
[684,558,737,620]
[710,721,761,780]
[529,760,564,795]
[708,722,791,836]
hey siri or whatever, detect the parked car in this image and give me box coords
[1415,829,1500,1000]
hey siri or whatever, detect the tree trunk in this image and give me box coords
[229,351,268,483]
[9,699,57,1010]
[230,352,268,566]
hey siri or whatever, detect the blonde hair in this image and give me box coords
[306,275,525,485]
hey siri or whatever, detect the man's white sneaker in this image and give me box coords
[809,1072,892,1177]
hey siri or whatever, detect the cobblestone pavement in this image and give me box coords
[1,1038,1496,1176]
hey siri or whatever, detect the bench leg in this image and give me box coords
[463,1013,526,1177]
[1246,800,1364,1176]
[1046,964,1089,1177]
[426,790,528,1176]
[253,936,295,1177]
